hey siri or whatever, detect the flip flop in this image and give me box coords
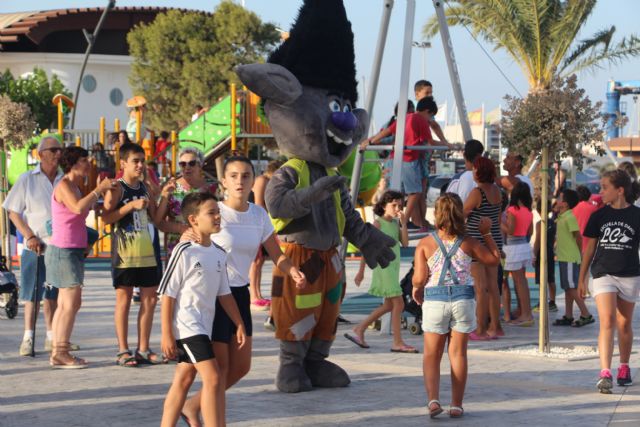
[469,332,492,341]
[390,345,419,353]
[511,319,534,327]
[344,333,369,349]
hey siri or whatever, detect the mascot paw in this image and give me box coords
[276,364,313,393]
[360,230,397,269]
[305,360,350,388]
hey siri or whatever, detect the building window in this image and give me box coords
[82,74,97,93]
[110,88,123,106]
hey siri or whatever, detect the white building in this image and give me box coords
[0,7,192,131]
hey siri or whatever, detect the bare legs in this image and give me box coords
[351,297,408,348]
[162,360,224,427]
[423,331,469,408]
[51,286,82,363]
[406,193,428,228]
[596,293,635,370]
[471,264,501,336]
[137,286,158,352]
[182,337,253,421]
[511,268,532,322]
[115,286,158,353]
[249,255,266,303]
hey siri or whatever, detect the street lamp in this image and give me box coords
[412,41,432,78]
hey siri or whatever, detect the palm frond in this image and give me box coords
[561,34,640,76]
[559,26,615,73]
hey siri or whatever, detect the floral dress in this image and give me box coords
[166,180,217,255]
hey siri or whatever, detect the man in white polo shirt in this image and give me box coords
[3,136,63,356]
[448,139,484,203]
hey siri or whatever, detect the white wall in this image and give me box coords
[1,52,133,131]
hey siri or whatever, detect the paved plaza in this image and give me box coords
[1,258,640,426]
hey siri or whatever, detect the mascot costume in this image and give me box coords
[236,0,396,393]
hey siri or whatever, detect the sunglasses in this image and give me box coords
[179,160,199,168]
[41,147,62,153]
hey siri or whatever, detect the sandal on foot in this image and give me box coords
[428,400,443,418]
[135,349,167,365]
[449,406,464,418]
[572,315,595,327]
[344,333,369,349]
[553,316,574,326]
[51,355,88,369]
[469,332,491,341]
[390,345,419,353]
[116,350,138,367]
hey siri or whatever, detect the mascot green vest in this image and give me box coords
[236,0,396,394]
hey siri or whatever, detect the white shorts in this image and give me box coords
[592,275,640,303]
[503,242,532,271]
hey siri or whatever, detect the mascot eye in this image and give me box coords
[342,103,352,113]
[329,100,341,112]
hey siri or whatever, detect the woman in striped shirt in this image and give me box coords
[463,157,504,340]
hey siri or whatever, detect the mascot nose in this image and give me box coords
[331,112,358,132]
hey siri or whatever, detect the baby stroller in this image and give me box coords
[0,256,18,319]
[400,263,423,335]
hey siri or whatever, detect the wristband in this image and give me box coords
[93,190,101,200]
[482,233,493,238]
[26,235,37,242]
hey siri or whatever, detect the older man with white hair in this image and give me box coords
[3,136,72,356]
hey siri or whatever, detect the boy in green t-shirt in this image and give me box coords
[553,189,594,327]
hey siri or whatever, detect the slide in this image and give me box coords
[7,134,61,185]
[178,95,240,160]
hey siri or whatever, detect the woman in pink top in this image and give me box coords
[45,146,115,369]
[501,182,534,325]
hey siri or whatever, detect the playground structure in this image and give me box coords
[1,79,384,261]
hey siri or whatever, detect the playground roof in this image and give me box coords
[0,7,209,53]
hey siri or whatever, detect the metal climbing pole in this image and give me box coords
[349,0,394,205]
[432,0,472,142]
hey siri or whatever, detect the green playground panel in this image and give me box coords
[178,95,240,157]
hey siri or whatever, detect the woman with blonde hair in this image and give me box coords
[413,194,500,418]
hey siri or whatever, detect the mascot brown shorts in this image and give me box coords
[271,243,343,342]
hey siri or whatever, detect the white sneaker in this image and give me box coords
[19,338,33,356]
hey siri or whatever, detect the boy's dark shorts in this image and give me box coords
[176,334,215,364]
[212,284,253,343]
[559,261,580,291]
[112,266,159,288]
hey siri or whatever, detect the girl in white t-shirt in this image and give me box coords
[181,156,306,424]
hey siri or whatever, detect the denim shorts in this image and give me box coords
[19,249,58,302]
[44,244,85,288]
[422,286,476,334]
[401,160,423,194]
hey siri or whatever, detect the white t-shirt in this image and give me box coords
[158,241,231,339]
[516,174,534,198]
[2,165,63,244]
[213,202,274,287]
[456,170,477,204]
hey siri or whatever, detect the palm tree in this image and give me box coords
[423,0,640,90]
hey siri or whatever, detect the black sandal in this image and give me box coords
[135,349,167,365]
[572,315,595,327]
[553,316,574,326]
[116,350,138,367]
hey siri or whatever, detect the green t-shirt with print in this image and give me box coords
[556,209,581,263]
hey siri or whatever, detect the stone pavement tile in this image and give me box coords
[1,259,640,426]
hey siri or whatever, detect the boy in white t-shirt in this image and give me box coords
[159,192,246,427]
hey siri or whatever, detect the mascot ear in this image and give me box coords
[235,63,303,105]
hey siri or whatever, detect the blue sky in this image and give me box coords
[4,0,640,133]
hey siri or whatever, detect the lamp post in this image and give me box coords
[412,41,431,78]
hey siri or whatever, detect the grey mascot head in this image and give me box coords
[236,0,369,168]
